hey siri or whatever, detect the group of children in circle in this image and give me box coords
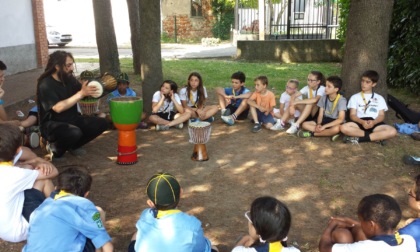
[140,69,397,146]
[16,67,393,147]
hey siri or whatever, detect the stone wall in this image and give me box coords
[236,40,343,62]
[162,0,214,41]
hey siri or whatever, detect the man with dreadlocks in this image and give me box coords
[37,51,108,160]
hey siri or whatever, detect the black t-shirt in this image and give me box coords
[38,75,81,124]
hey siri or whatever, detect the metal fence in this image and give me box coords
[237,0,340,40]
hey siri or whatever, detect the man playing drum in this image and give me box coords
[37,51,108,160]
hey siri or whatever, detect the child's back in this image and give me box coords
[130,172,215,252]
[135,208,211,251]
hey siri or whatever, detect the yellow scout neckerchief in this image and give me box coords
[268,241,283,252]
[361,91,374,113]
[54,190,73,200]
[325,94,341,115]
[156,209,181,219]
[0,161,13,166]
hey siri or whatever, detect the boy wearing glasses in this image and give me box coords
[339,70,397,144]
[216,71,252,126]
[283,71,326,134]
[297,76,347,140]
[271,79,301,130]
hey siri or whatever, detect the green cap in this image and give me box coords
[117,72,129,84]
[146,173,180,206]
[80,70,94,81]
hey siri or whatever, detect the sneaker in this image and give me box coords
[206,116,215,123]
[156,125,170,131]
[343,136,359,144]
[221,115,235,126]
[288,119,295,125]
[137,122,148,129]
[331,133,341,142]
[175,123,183,129]
[252,123,262,133]
[403,155,420,165]
[297,130,312,138]
[286,123,299,134]
[270,119,284,131]
[221,108,231,117]
[189,118,199,124]
[69,148,87,156]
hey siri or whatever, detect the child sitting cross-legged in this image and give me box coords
[128,172,219,252]
[340,70,397,144]
[0,124,58,243]
[23,166,113,252]
[247,76,277,133]
[319,194,416,252]
[297,76,347,140]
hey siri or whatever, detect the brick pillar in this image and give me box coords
[32,0,48,68]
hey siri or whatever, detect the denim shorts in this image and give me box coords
[22,188,46,222]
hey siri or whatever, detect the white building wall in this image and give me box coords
[44,0,131,47]
[0,0,37,74]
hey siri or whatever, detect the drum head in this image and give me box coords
[87,80,104,98]
[188,121,211,128]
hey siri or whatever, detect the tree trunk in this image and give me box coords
[340,0,394,99]
[92,0,120,77]
[126,0,141,74]
[139,0,163,114]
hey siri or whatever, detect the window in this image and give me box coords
[191,0,202,17]
[294,0,306,20]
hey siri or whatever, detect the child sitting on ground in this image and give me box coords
[0,124,58,242]
[247,76,277,133]
[180,72,219,123]
[340,70,397,144]
[398,174,420,252]
[149,80,191,131]
[297,76,347,140]
[285,71,326,134]
[319,193,416,252]
[128,172,218,252]
[107,72,148,128]
[271,79,301,131]
[23,166,113,252]
[216,71,252,126]
[232,196,300,252]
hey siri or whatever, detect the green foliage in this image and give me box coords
[160,32,174,43]
[387,0,420,94]
[211,0,234,40]
[337,0,350,43]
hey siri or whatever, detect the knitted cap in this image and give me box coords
[117,72,129,84]
[146,173,180,206]
[80,70,94,81]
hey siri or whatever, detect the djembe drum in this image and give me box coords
[78,80,104,116]
[110,97,143,165]
[188,121,212,161]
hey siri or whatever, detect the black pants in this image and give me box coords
[42,116,108,157]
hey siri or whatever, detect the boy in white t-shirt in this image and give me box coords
[319,194,416,252]
[340,70,397,144]
[285,71,326,134]
[0,124,58,242]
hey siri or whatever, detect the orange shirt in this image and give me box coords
[250,90,276,114]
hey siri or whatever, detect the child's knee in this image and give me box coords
[332,227,354,244]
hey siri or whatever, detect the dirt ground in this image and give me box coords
[1,87,420,252]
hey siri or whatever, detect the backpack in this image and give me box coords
[387,94,420,124]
